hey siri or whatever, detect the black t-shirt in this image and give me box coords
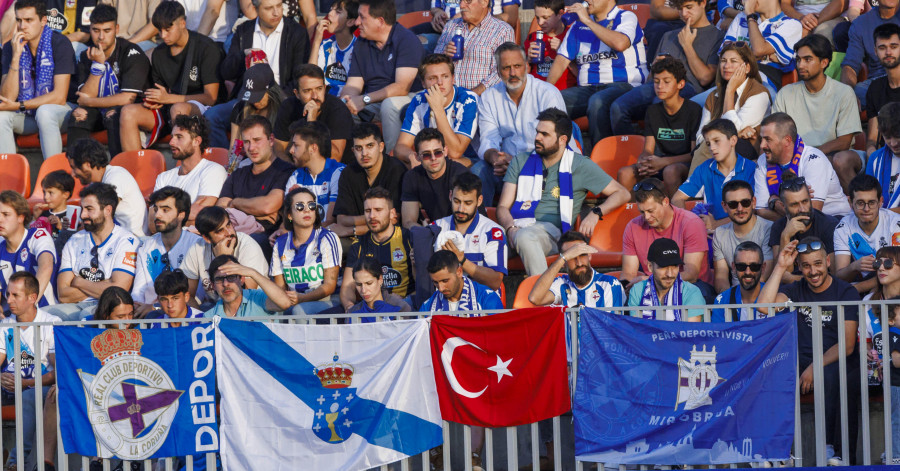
[769,209,839,252]
[866,76,900,120]
[779,277,860,366]
[150,30,222,97]
[76,38,150,95]
[220,157,295,200]
[644,100,702,157]
[333,155,407,217]
[46,0,97,34]
[400,161,469,223]
[2,30,76,77]
[888,327,900,386]
[273,94,354,162]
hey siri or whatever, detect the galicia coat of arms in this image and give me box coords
[78,329,183,460]
[676,345,725,411]
[312,354,359,444]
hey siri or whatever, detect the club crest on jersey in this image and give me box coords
[80,329,183,460]
[392,249,405,262]
[676,345,725,411]
[311,354,359,444]
[471,235,479,244]
[20,249,27,262]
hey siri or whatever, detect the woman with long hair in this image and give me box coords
[863,246,900,385]
[271,187,343,315]
[348,256,411,321]
[227,64,287,170]
[93,286,135,329]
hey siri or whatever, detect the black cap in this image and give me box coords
[238,64,275,103]
[647,238,683,267]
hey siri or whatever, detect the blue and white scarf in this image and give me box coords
[871,146,900,208]
[638,275,683,321]
[430,275,479,313]
[97,56,120,105]
[18,26,55,116]
[510,149,574,232]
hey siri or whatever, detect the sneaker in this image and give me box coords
[827,456,844,466]
[472,452,484,471]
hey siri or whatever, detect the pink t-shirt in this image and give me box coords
[623,206,712,284]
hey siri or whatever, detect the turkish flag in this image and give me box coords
[429,306,571,427]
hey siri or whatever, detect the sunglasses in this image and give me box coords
[779,176,807,193]
[633,181,660,192]
[725,198,752,209]
[213,274,241,285]
[734,262,762,272]
[722,40,749,49]
[797,240,823,253]
[160,252,172,272]
[90,246,99,269]
[294,201,317,212]
[419,149,444,160]
[875,258,896,270]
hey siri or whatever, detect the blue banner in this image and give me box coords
[574,309,796,465]
[56,325,218,460]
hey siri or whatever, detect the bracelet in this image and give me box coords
[90,62,105,76]
[559,254,567,263]
[506,225,518,232]
[352,225,357,237]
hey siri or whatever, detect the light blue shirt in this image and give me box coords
[627,279,705,320]
[677,155,756,220]
[203,289,277,318]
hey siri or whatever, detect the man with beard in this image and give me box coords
[496,108,629,275]
[68,138,147,237]
[420,249,503,312]
[759,237,861,466]
[769,178,840,284]
[340,187,414,310]
[274,64,355,162]
[477,42,567,205]
[867,25,900,159]
[712,180,774,293]
[330,123,407,238]
[50,183,141,321]
[773,34,862,193]
[66,4,150,158]
[401,128,470,228]
[284,121,346,225]
[754,112,852,220]
[627,237,704,320]
[712,241,767,321]
[529,230,624,309]
[153,114,227,226]
[834,174,900,294]
[131,187,202,316]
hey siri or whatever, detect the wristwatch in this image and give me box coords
[591,206,604,220]
[363,94,371,104]
[18,101,25,112]
[747,12,760,22]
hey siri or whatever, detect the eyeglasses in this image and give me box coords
[797,240,824,253]
[875,258,896,270]
[160,252,172,272]
[294,201,318,212]
[633,181,660,192]
[725,198,752,209]
[853,199,880,210]
[419,149,444,160]
[779,176,807,193]
[734,262,762,272]
[213,274,241,285]
[90,246,99,269]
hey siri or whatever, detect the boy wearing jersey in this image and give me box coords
[285,121,346,224]
[341,187,415,310]
[0,191,57,310]
[146,270,204,327]
[52,183,140,321]
[310,0,358,97]
[525,0,577,90]
[132,187,202,315]
[546,0,649,145]
[0,272,58,471]
[529,231,624,309]
[395,54,478,167]
[834,174,900,294]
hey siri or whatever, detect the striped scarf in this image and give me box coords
[765,137,804,197]
[870,146,900,208]
[430,276,478,313]
[639,275,683,321]
[510,150,574,232]
[18,26,55,116]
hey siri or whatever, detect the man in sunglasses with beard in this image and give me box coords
[712,241,767,321]
[712,180,774,293]
[759,236,861,466]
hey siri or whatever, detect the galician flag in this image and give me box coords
[215,318,443,470]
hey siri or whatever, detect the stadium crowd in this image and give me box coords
[2,0,900,466]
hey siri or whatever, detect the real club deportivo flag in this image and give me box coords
[574,309,796,465]
[430,307,571,427]
[215,318,443,471]
[56,325,218,460]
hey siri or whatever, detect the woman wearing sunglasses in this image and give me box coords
[691,42,771,171]
[863,247,900,383]
[270,187,343,315]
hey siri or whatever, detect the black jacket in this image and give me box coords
[220,16,310,97]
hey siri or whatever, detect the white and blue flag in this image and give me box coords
[215,318,443,470]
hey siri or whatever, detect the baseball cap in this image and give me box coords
[238,64,275,103]
[647,238,683,268]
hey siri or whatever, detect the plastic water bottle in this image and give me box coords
[531,31,545,64]
[561,1,589,26]
[451,27,465,61]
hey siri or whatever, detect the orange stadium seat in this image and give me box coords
[15,130,107,149]
[588,203,640,267]
[203,147,230,167]
[617,3,651,28]
[28,153,84,207]
[589,134,644,197]
[111,149,165,200]
[0,153,30,196]
[513,275,540,308]
[398,11,432,29]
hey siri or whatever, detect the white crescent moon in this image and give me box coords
[441,337,488,399]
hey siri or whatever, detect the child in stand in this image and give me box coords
[31,170,76,254]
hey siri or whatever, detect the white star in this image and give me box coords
[487,355,513,383]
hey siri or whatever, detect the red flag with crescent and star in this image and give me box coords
[429,306,571,427]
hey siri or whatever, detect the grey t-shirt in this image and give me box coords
[657,24,725,93]
[504,152,613,228]
[712,216,774,285]
[772,76,862,149]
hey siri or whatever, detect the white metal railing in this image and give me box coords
[3,299,895,470]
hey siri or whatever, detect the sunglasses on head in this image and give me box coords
[725,198,752,209]
[875,258,896,270]
[633,181,660,192]
[722,40,749,49]
[779,176,807,193]
[797,240,824,254]
[734,262,762,272]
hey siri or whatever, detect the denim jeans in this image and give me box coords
[470,158,504,207]
[288,299,338,316]
[560,82,633,147]
[204,98,239,149]
[609,82,697,135]
[44,299,99,321]
[855,76,878,110]
[0,103,73,159]
[3,385,49,470]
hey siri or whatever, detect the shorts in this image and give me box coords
[139,100,210,148]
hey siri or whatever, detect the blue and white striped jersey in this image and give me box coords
[0,227,57,307]
[401,85,479,139]
[285,158,346,216]
[317,36,356,96]
[432,0,520,19]
[270,228,342,294]
[433,213,508,275]
[549,270,624,309]
[557,7,648,87]
[722,12,802,72]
